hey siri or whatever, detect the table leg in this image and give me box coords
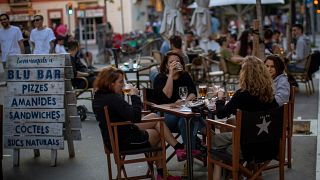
[185,117,193,180]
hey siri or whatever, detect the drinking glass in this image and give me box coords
[179,86,188,106]
[227,84,236,99]
[122,83,131,95]
[199,84,207,100]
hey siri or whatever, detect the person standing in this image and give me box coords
[0,13,24,67]
[30,15,56,54]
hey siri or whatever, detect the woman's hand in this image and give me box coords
[128,85,139,96]
[168,61,179,76]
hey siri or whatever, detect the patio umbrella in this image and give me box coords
[189,0,212,39]
[160,0,184,39]
[188,0,284,8]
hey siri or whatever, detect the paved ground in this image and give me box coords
[2,35,320,180]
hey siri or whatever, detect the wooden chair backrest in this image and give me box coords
[238,104,288,162]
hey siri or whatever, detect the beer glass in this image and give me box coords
[227,84,236,99]
[199,84,207,100]
[122,84,131,95]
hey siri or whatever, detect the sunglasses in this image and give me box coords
[0,18,8,22]
[34,18,42,22]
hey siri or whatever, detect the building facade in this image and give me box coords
[0,0,163,44]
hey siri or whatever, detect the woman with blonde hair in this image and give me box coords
[92,66,185,179]
[211,56,279,180]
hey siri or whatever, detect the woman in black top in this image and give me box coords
[153,52,200,152]
[92,67,185,179]
[211,56,279,180]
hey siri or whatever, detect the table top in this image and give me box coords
[152,103,197,118]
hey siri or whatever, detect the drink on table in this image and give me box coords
[199,85,207,99]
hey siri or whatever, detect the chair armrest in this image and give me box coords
[74,77,89,89]
[206,118,236,130]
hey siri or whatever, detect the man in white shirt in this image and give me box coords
[0,13,25,67]
[30,14,56,54]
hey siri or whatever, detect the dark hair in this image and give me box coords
[0,13,9,20]
[273,29,281,35]
[239,30,250,57]
[160,51,185,74]
[93,66,124,92]
[169,35,182,49]
[67,40,79,51]
[293,23,304,33]
[34,14,44,20]
[230,33,238,41]
[264,29,273,40]
[185,30,194,36]
[264,55,285,77]
[217,36,227,46]
[56,36,65,41]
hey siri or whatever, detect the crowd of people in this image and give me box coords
[0,8,313,179]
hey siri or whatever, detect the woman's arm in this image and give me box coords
[109,94,142,123]
[274,75,290,106]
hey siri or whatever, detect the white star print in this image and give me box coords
[256,116,271,135]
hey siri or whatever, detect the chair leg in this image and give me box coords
[208,162,213,180]
[106,153,113,180]
[287,136,292,168]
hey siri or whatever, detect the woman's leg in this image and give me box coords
[136,113,180,147]
[213,164,222,180]
[178,117,196,149]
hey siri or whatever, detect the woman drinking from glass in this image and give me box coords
[153,51,200,156]
[92,66,185,179]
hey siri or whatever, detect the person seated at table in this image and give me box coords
[264,55,290,106]
[211,56,279,180]
[68,40,95,89]
[92,66,185,179]
[167,35,189,65]
[183,30,199,51]
[153,51,201,155]
[150,35,189,87]
[234,30,252,58]
[286,24,311,73]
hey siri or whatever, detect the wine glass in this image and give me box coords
[199,84,207,101]
[179,86,188,107]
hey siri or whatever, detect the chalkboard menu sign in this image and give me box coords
[3,54,81,166]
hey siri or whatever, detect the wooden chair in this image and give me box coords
[142,88,207,167]
[266,86,296,170]
[73,77,94,121]
[152,50,163,65]
[201,55,225,86]
[207,104,288,180]
[103,106,167,180]
[289,55,314,95]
